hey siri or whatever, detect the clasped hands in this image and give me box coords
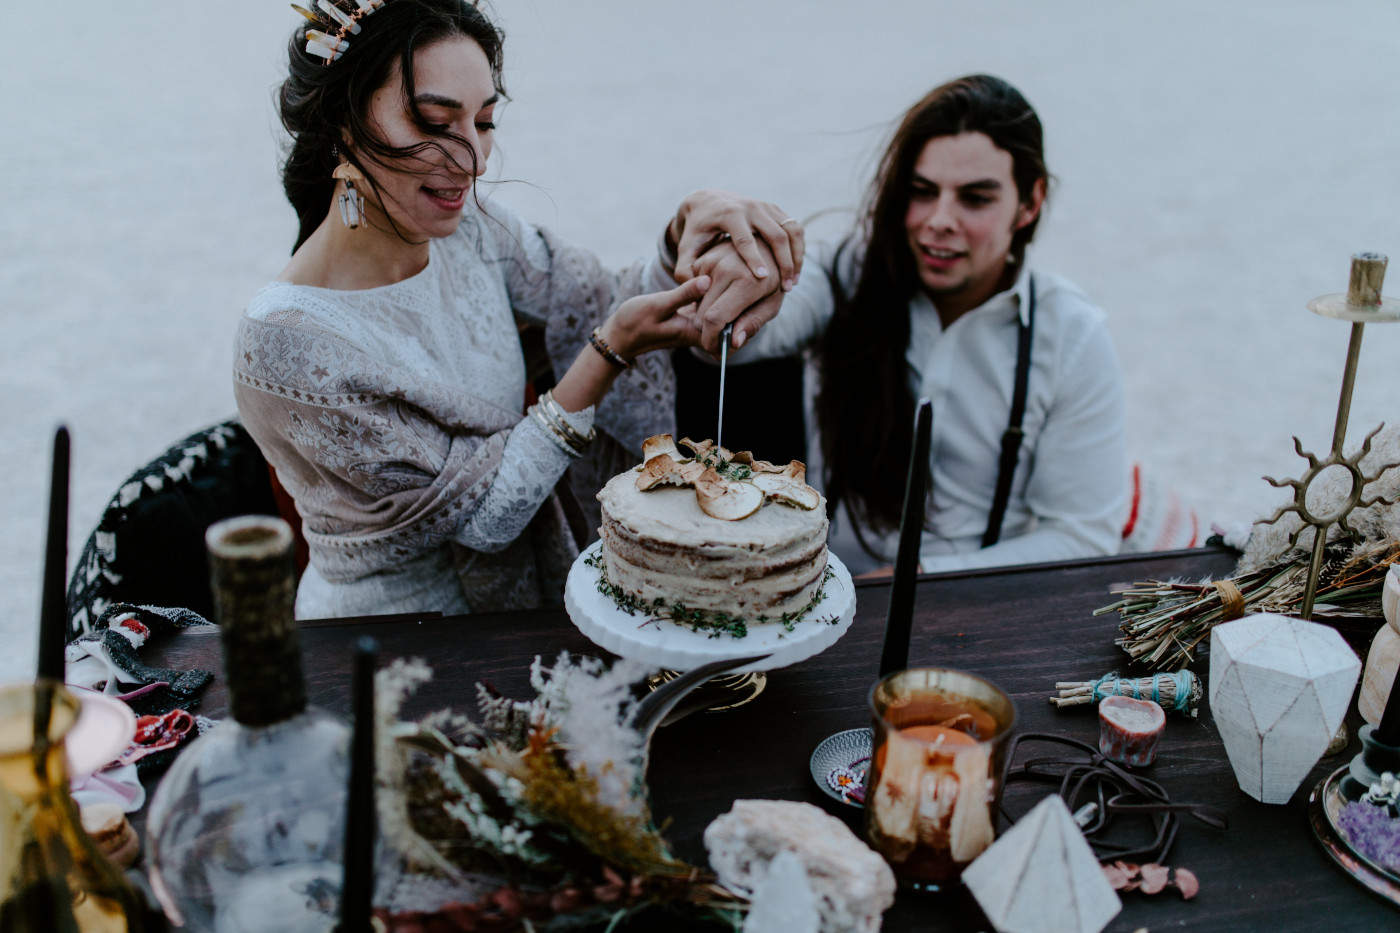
[599,190,799,361]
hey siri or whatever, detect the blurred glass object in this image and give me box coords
[146,517,349,932]
[0,681,167,931]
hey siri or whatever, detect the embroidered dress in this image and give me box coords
[233,198,675,617]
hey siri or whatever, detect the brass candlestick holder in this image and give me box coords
[1256,252,1400,619]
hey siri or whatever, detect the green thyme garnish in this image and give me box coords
[697,452,753,481]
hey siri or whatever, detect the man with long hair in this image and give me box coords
[688,74,1127,575]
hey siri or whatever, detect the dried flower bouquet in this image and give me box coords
[371,654,747,932]
[1100,542,1398,671]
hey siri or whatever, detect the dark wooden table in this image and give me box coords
[150,546,1399,930]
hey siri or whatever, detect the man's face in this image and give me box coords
[903,132,1043,322]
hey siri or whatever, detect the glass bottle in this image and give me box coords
[0,680,167,931]
[146,516,350,933]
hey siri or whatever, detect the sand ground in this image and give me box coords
[2,0,1398,682]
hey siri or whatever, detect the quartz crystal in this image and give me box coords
[742,850,820,933]
[705,799,895,933]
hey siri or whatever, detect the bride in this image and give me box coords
[234,0,798,618]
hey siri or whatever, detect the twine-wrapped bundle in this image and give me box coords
[1050,670,1202,717]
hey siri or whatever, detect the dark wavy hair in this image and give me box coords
[278,0,505,251]
[815,75,1049,547]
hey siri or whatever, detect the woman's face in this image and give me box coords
[902,132,1043,317]
[354,35,497,241]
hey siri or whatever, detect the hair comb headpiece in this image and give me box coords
[292,0,387,62]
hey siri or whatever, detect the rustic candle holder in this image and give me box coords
[1254,253,1400,619]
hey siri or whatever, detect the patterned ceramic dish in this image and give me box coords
[810,727,873,808]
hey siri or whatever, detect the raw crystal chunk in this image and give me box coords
[705,799,896,933]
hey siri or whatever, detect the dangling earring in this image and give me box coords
[332,159,366,229]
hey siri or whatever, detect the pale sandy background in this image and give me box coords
[3,1,1398,682]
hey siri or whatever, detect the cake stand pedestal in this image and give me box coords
[644,668,769,714]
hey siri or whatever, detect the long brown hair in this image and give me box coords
[815,75,1049,547]
[278,0,506,252]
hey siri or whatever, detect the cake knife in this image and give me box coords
[716,321,734,452]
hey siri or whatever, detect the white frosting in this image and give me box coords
[596,468,829,619]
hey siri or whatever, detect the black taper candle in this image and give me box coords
[338,636,378,933]
[1376,658,1400,747]
[37,426,71,682]
[879,399,933,678]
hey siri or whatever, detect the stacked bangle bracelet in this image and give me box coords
[529,389,595,458]
[589,327,632,370]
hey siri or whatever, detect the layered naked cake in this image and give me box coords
[595,436,830,622]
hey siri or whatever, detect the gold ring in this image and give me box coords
[780,218,799,227]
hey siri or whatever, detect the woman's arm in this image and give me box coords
[452,407,593,552]
[549,277,710,412]
[233,319,522,570]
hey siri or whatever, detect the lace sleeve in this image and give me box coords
[476,197,675,452]
[454,405,596,552]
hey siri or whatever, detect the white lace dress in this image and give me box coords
[235,197,675,618]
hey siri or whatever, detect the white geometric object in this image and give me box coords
[962,796,1121,933]
[1208,612,1361,804]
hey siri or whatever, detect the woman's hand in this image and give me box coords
[688,237,784,355]
[669,190,805,292]
[600,275,712,360]
[551,276,712,414]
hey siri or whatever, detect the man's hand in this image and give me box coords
[670,190,805,293]
[689,238,784,356]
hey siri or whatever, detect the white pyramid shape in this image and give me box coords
[962,796,1121,933]
[1209,612,1361,804]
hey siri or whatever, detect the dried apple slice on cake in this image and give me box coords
[642,433,682,463]
[693,468,763,520]
[750,473,819,510]
[636,453,707,490]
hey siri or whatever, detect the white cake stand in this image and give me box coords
[564,540,856,674]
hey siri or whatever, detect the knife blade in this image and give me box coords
[717,321,734,452]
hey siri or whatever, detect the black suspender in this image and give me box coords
[982,275,1035,548]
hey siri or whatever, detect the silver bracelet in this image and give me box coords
[530,405,585,458]
[540,390,596,448]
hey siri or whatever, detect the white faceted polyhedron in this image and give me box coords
[962,796,1121,933]
[1209,612,1361,804]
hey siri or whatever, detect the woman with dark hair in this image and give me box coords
[690,74,1127,575]
[233,0,800,617]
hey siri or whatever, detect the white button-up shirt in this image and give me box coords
[734,241,1128,576]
